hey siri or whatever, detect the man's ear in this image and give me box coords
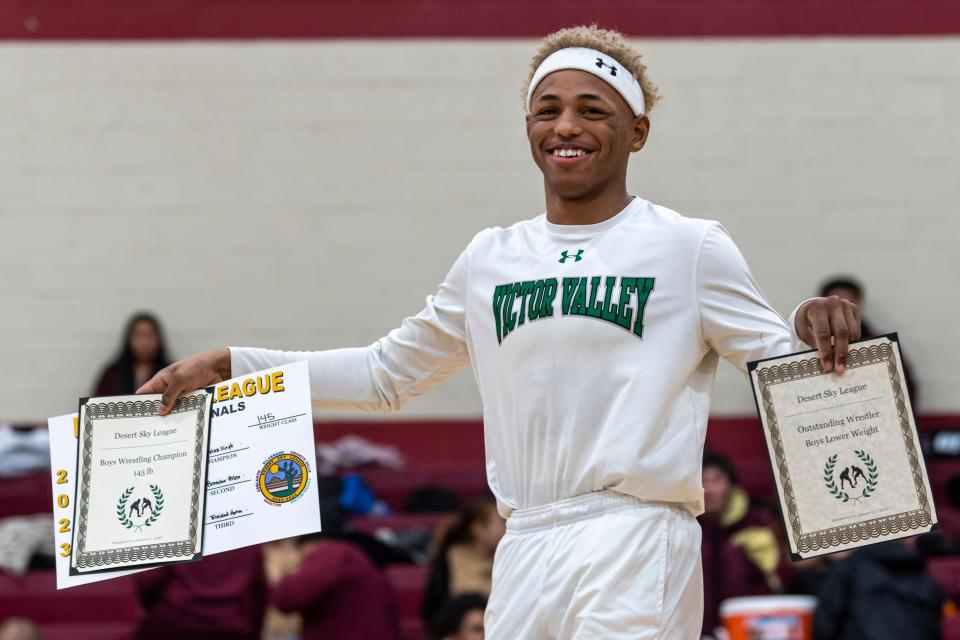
[630,115,651,153]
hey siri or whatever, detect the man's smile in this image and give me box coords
[546,144,595,164]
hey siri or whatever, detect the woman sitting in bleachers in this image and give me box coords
[421,499,504,626]
[93,312,171,396]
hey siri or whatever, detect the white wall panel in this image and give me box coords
[1,39,957,420]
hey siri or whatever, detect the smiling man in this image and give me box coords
[141,26,860,639]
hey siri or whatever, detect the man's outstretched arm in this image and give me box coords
[697,224,860,374]
[139,244,473,415]
[138,347,233,414]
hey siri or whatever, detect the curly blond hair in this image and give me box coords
[523,25,661,115]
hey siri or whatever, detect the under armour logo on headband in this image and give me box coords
[595,58,617,76]
[527,48,645,116]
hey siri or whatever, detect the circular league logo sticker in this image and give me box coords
[257,452,310,505]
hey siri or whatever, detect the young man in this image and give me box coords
[141,26,860,639]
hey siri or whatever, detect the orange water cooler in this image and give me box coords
[719,595,817,640]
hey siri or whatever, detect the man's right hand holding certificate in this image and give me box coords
[138,347,233,415]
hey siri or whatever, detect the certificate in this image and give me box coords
[69,390,213,574]
[748,334,937,559]
[202,361,320,555]
[51,361,321,588]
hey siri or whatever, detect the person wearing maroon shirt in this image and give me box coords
[699,452,785,636]
[94,312,171,396]
[133,546,267,640]
[271,534,400,640]
[819,276,919,404]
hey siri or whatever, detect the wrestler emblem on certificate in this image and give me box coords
[70,389,212,574]
[749,334,937,559]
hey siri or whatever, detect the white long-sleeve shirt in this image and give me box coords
[231,197,805,517]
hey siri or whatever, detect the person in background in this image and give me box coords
[430,593,487,640]
[94,312,171,396]
[820,276,918,404]
[699,452,784,636]
[421,499,505,625]
[133,546,267,640]
[813,538,943,640]
[786,554,836,598]
[270,530,400,640]
[0,618,42,640]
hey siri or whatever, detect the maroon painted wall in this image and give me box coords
[3,0,960,40]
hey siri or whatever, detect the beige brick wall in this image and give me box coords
[2,38,957,421]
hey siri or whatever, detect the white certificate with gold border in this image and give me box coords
[748,334,937,559]
[69,390,212,574]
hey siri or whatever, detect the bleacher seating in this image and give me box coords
[930,558,960,600]
[0,569,139,636]
[4,415,960,639]
[945,614,960,640]
[315,420,486,472]
[0,472,52,520]
[350,513,447,537]
[37,622,136,640]
[361,467,490,513]
[386,564,430,640]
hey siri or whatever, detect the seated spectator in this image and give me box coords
[814,538,943,639]
[0,618,42,640]
[314,483,415,566]
[786,554,836,597]
[262,537,303,640]
[820,276,918,403]
[270,531,400,640]
[430,593,487,640]
[133,545,267,640]
[421,499,505,624]
[94,312,171,396]
[914,530,960,558]
[699,452,784,635]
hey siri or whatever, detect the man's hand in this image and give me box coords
[795,296,862,374]
[137,347,232,415]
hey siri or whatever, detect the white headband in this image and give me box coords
[526,47,645,116]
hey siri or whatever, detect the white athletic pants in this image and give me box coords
[484,491,703,639]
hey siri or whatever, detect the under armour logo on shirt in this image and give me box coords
[559,249,584,264]
[595,58,617,76]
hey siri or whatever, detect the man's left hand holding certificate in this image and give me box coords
[71,390,213,575]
